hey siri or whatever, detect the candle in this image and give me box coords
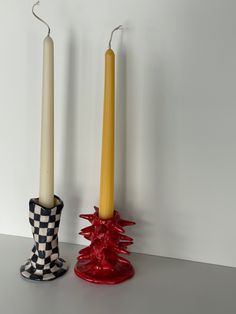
[99,48,115,219]
[39,35,54,208]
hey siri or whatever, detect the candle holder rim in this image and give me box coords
[80,206,136,225]
[30,195,63,210]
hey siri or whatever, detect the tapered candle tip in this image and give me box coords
[106,48,115,57]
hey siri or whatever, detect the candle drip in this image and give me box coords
[32,1,51,36]
[108,25,122,49]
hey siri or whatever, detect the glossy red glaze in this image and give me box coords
[74,207,135,284]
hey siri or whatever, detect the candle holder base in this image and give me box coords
[20,196,68,281]
[74,207,135,284]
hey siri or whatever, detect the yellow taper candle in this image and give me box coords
[99,48,115,219]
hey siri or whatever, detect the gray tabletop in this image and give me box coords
[0,234,236,314]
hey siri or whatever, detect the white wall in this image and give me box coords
[0,0,236,267]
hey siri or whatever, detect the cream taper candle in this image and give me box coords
[39,35,54,208]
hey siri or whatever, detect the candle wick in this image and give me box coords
[32,1,51,37]
[108,25,123,49]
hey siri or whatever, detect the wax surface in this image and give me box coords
[99,49,115,219]
[39,36,54,208]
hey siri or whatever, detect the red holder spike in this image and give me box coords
[74,207,135,284]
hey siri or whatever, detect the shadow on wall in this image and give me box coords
[59,29,80,242]
[115,27,153,251]
[115,30,127,214]
[115,26,186,255]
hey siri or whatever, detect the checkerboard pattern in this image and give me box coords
[20,196,68,281]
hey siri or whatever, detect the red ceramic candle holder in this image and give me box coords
[74,207,135,284]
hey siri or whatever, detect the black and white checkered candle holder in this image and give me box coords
[20,195,68,281]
